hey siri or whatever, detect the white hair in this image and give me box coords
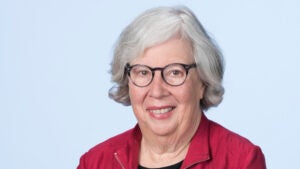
[109,6,224,111]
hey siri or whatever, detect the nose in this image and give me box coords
[148,71,170,98]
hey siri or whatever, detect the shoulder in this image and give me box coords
[208,119,259,153]
[208,119,257,150]
[208,119,266,168]
[86,127,136,156]
[77,126,139,169]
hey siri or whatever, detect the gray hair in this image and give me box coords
[109,6,224,111]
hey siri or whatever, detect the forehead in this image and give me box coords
[131,37,194,66]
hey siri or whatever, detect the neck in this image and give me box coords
[139,114,201,167]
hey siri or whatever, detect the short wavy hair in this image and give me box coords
[109,6,224,111]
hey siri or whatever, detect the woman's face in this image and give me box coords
[128,37,205,138]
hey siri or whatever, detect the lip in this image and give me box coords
[146,106,175,120]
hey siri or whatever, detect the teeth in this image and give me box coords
[150,107,173,114]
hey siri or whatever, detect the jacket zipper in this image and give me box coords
[114,152,126,169]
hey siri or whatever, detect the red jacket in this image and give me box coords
[77,115,266,169]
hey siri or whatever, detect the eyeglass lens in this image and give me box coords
[127,63,196,87]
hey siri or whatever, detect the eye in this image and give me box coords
[171,70,182,76]
[139,70,150,76]
[165,67,185,78]
[131,66,151,77]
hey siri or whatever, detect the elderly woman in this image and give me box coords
[77,6,266,169]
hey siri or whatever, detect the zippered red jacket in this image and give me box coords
[77,115,266,169]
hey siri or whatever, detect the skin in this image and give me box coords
[128,37,205,167]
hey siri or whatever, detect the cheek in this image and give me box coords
[128,84,136,102]
[128,83,144,105]
[191,74,205,99]
[196,84,205,100]
[181,79,204,104]
[128,84,148,121]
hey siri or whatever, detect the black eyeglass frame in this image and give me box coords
[125,62,197,87]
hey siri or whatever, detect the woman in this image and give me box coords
[77,6,266,169]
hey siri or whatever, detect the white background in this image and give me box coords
[1,0,299,168]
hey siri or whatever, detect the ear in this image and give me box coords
[198,81,206,99]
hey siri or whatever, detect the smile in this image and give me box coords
[148,107,174,114]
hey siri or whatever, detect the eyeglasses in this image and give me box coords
[125,63,197,87]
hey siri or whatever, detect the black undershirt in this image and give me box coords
[138,161,183,169]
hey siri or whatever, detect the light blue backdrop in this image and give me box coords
[1,0,299,168]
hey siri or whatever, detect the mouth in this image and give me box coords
[147,106,175,115]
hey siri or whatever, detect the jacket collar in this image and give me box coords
[115,114,211,169]
[114,125,141,169]
[181,114,211,168]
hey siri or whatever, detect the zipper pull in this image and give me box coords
[114,152,126,169]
